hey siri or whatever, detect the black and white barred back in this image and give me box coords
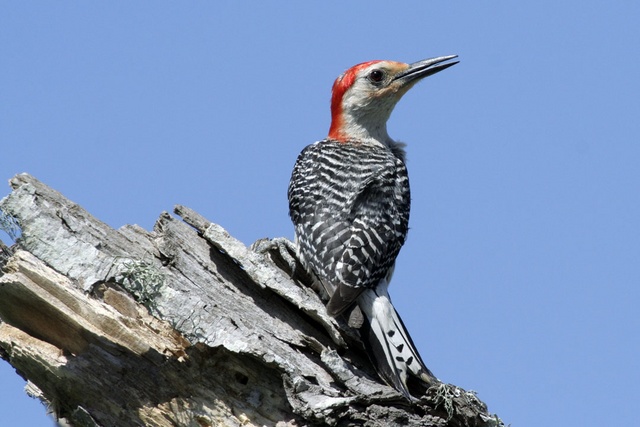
[288,139,410,316]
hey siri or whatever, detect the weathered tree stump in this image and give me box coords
[0,173,502,426]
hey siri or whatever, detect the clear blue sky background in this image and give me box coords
[1,3,639,426]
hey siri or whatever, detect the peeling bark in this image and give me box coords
[0,174,503,426]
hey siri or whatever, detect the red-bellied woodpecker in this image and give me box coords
[288,55,458,400]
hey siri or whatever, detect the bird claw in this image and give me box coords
[251,237,298,276]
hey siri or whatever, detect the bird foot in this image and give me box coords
[251,237,298,276]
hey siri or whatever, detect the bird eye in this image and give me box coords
[368,69,385,84]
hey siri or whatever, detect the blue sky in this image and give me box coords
[1,3,639,426]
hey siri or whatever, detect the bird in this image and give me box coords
[287,55,458,400]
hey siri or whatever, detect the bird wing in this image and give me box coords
[289,140,410,316]
[325,168,409,315]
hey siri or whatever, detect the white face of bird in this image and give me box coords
[338,61,415,144]
[329,56,458,145]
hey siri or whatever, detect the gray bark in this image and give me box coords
[0,173,503,427]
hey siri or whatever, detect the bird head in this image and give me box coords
[328,55,458,145]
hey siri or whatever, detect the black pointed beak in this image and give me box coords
[393,55,459,84]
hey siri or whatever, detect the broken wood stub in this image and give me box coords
[0,173,501,426]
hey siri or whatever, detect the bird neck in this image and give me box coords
[329,109,408,162]
[330,119,390,144]
[328,88,402,151]
[329,99,395,140]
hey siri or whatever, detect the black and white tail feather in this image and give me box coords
[358,278,437,400]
